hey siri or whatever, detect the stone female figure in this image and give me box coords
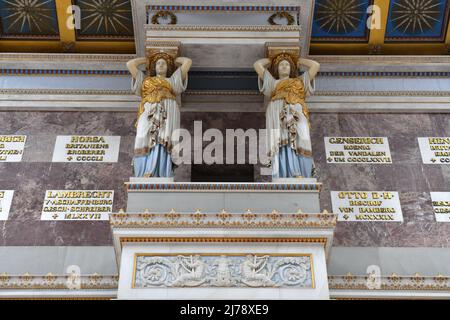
[254,54,320,179]
[127,53,192,177]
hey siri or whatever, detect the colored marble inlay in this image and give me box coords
[386,0,449,41]
[311,0,372,41]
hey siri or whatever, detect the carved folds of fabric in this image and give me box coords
[271,78,309,121]
[274,78,312,158]
[137,76,176,120]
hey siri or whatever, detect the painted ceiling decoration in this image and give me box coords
[310,0,450,54]
[0,0,59,39]
[0,0,135,53]
[0,0,449,54]
[385,0,449,41]
[75,0,134,40]
[311,0,373,42]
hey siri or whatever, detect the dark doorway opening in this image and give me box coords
[191,164,254,182]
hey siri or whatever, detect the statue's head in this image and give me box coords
[271,52,298,79]
[148,52,175,77]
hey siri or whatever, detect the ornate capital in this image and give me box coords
[265,42,300,61]
[146,41,181,59]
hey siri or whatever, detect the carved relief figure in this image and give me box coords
[127,53,192,177]
[135,254,313,288]
[241,255,276,287]
[172,255,206,287]
[212,255,233,286]
[254,53,320,179]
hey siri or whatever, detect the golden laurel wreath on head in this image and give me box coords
[268,12,295,26]
[270,52,298,79]
[151,11,177,25]
[147,51,176,76]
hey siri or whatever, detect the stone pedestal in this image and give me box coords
[110,181,336,300]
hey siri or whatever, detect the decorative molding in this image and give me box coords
[329,273,450,291]
[133,253,314,289]
[0,89,133,95]
[0,273,118,290]
[315,91,450,97]
[309,55,450,65]
[146,25,300,32]
[146,5,301,13]
[151,11,178,25]
[319,71,450,78]
[1,89,449,98]
[119,237,329,246]
[0,297,115,300]
[110,210,337,229]
[268,12,296,26]
[0,53,136,62]
[126,182,322,192]
[0,69,129,76]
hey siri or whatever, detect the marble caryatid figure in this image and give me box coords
[254,53,320,179]
[127,52,192,177]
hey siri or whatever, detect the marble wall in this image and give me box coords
[0,110,449,247]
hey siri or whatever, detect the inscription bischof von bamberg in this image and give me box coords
[331,191,403,222]
[41,190,114,221]
[52,136,121,163]
[0,190,14,221]
[134,254,313,289]
[430,192,450,222]
[0,135,26,162]
[418,137,450,164]
[324,137,392,164]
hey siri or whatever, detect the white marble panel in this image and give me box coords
[331,191,403,222]
[41,190,114,221]
[0,190,14,221]
[418,137,450,165]
[52,136,120,163]
[430,192,450,222]
[0,135,26,162]
[118,243,330,300]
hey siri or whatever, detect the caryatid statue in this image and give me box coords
[254,53,320,179]
[127,52,192,178]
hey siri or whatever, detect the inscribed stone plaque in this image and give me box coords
[0,135,26,162]
[324,137,392,164]
[331,191,403,222]
[430,192,450,222]
[0,190,14,220]
[52,136,120,163]
[41,190,114,221]
[418,137,450,164]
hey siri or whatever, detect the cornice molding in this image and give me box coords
[0,89,133,95]
[0,273,118,290]
[315,91,450,97]
[310,55,450,64]
[125,182,322,192]
[146,24,300,32]
[329,273,450,292]
[0,53,136,62]
[110,210,337,229]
